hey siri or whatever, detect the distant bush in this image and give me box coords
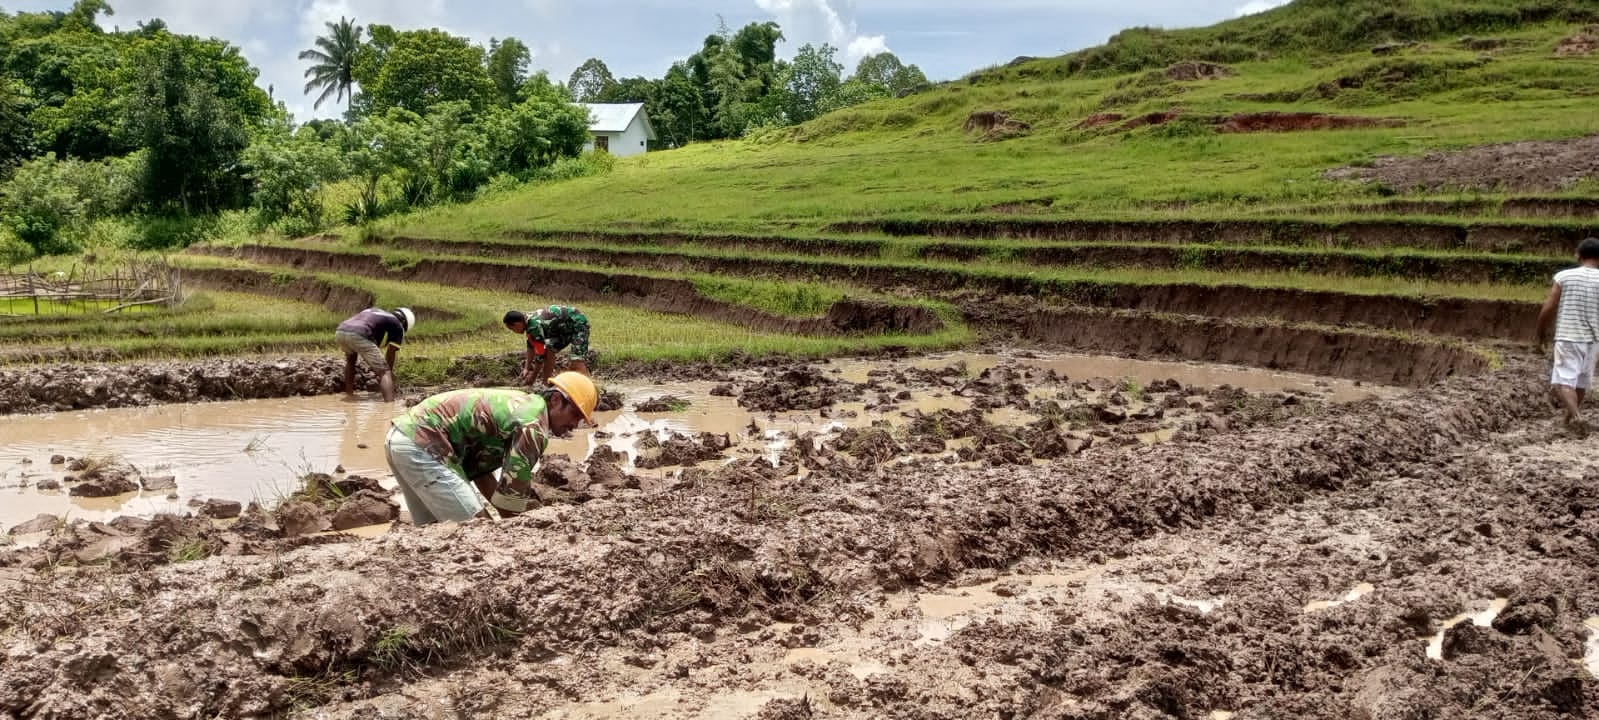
[0,153,139,256]
[132,213,216,250]
[528,150,616,183]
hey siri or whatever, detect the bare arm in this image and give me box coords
[1538,282,1562,346]
[385,345,399,371]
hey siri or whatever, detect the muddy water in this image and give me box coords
[0,351,1392,531]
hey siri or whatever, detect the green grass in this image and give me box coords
[0,253,972,377]
[374,18,1599,238]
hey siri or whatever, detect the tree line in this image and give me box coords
[0,2,926,263]
[567,19,927,147]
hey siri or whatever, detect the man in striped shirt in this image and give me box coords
[1537,237,1599,435]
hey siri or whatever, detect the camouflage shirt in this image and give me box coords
[524,305,591,358]
[390,389,550,484]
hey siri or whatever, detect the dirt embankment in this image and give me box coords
[190,245,943,337]
[919,240,1566,285]
[1296,197,1599,220]
[502,230,883,258]
[826,217,1595,256]
[0,357,378,414]
[0,359,1553,719]
[965,299,1491,387]
[365,237,1542,344]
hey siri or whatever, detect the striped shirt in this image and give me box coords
[1554,266,1599,342]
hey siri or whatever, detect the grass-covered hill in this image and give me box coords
[379,0,1599,235]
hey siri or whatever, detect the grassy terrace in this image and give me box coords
[0,253,970,381]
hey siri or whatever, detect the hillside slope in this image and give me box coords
[382,0,1599,236]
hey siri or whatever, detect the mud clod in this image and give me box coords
[329,491,399,530]
[6,514,59,536]
[199,499,243,520]
[739,366,849,412]
[67,462,142,498]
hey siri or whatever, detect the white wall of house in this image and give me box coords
[583,114,652,158]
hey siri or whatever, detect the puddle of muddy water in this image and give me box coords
[1585,617,1599,677]
[1303,582,1376,613]
[0,395,399,528]
[1425,598,1509,660]
[0,351,1395,531]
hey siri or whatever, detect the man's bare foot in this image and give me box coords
[1565,417,1590,438]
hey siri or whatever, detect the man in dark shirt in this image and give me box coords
[502,305,592,383]
[336,307,414,402]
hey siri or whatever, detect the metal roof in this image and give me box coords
[576,103,648,133]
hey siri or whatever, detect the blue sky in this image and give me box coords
[7,0,1291,120]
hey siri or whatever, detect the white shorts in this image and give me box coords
[1550,340,1599,389]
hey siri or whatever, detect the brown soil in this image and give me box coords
[1215,111,1406,133]
[963,110,1031,140]
[1164,61,1234,81]
[0,357,378,415]
[1326,133,1599,193]
[3,355,1593,719]
[1555,26,1599,56]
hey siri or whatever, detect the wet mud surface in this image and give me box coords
[0,357,379,415]
[1,353,1593,719]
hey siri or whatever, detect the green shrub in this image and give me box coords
[528,151,616,183]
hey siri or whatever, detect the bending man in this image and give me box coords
[384,372,598,525]
[503,305,593,383]
[336,307,414,402]
[1537,237,1599,436]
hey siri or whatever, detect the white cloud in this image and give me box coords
[755,0,890,66]
[1234,0,1290,17]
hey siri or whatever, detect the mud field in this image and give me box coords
[1,351,1596,719]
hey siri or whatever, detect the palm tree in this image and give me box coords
[299,17,363,111]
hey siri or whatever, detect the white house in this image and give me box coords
[575,103,656,158]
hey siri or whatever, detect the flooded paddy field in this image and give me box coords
[1,350,1595,720]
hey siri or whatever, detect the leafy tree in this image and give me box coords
[0,76,33,165]
[242,120,345,232]
[478,95,590,177]
[118,31,270,213]
[298,16,363,112]
[61,0,111,34]
[568,57,616,103]
[595,75,654,104]
[852,52,928,96]
[819,77,890,115]
[0,151,136,255]
[486,37,531,106]
[781,43,842,124]
[342,108,425,221]
[354,28,494,116]
[519,69,570,104]
[650,62,706,147]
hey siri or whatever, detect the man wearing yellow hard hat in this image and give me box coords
[383,372,598,525]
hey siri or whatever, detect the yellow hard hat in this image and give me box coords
[548,371,597,423]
